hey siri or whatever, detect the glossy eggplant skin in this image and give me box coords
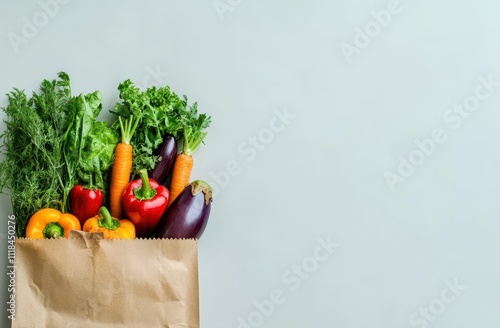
[154,180,212,239]
[150,135,177,185]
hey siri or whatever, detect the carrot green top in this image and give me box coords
[118,115,140,144]
[111,80,211,170]
[181,104,211,156]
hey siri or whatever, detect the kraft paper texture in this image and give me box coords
[13,230,199,328]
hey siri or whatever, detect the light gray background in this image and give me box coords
[1,1,500,327]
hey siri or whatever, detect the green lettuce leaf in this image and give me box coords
[77,121,118,194]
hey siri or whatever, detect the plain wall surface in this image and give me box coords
[1,1,500,327]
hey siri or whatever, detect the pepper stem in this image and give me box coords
[98,207,120,230]
[43,222,64,239]
[133,169,157,200]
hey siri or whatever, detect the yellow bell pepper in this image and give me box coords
[83,206,135,239]
[26,208,81,239]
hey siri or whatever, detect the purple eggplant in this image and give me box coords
[150,135,177,185]
[154,180,212,239]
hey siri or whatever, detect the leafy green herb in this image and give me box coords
[0,73,72,236]
[0,73,119,236]
[111,80,208,173]
[179,102,211,156]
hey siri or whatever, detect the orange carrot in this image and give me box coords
[110,116,139,219]
[168,153,194,205]
[168,113,210,205]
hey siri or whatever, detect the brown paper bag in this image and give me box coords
[13,230,199,328]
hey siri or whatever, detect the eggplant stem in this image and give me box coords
[190,180,213,205]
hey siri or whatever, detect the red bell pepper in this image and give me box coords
[122,168,170,238]
[70,185,104,226]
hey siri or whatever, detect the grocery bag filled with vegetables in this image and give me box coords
[0,72,213,239]
[0,73,213,327]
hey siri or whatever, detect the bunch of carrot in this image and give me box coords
[109,90,210,218]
